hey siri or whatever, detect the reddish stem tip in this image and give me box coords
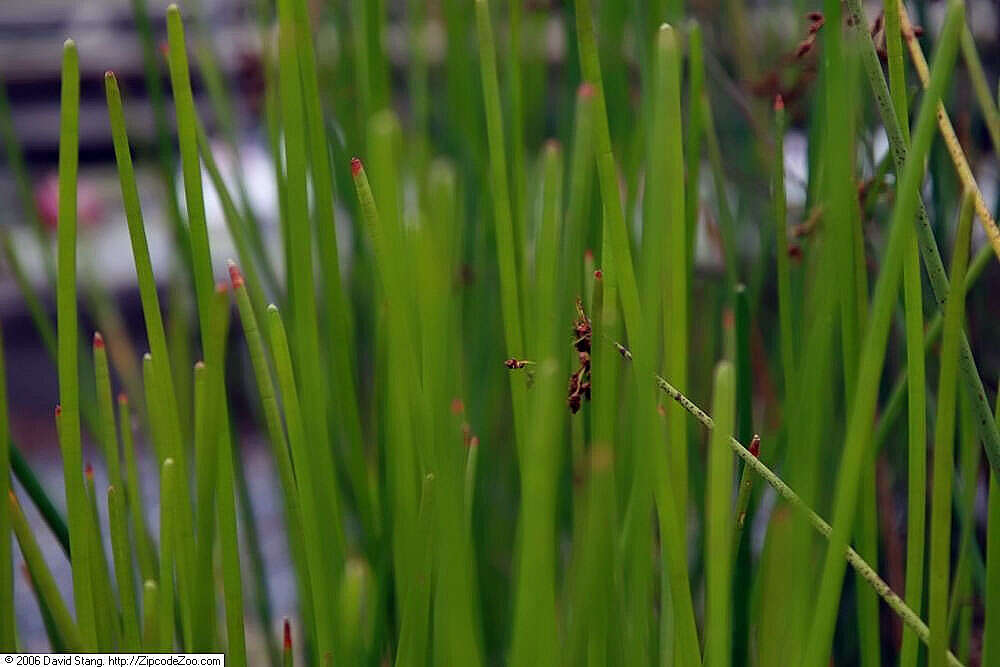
[54,404,62,417]
[117,392,128,406]
[85,463,94,479]
[350,157,363,176]
[774,94,784,111]
[749,434,761,458]
[578,82,596,100]
[283,619,292,650]
[583,248,594,262]
[594,269,603,280]
[450,397,465,415]
[228,262,245,289]
[104,70,115,81]
[93,331,105,348]
[215,281,229,295]
[469,436,480,448]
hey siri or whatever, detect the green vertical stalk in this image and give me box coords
[394,473,435,667]
[141,581,158,651]
[772,97,795,392]
[267,305,338,660]
[984,391,1000,665]
[684,23,704,273]
[158,458,177,652]
[507,0,526,287]
[55,39,95,651]
[475,0,528,455]
[274,3,346,616]
[84,467,118,650]
[705,362,735,667]
[564,83,596,300]
[119,394,157,583]
[108,485,141,651]
[885,0,928,661]
[948,389,978,661]
[229,262,314,654]
[93,334,123,493]
[104,68,187,594]
[509,141,563,667]
[0,319,11,650]
[928,195,973,667]
[290,0,371,539]
[655,22,690,534]
[802,4,964,662]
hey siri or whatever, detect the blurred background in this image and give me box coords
[2,0,1000,657]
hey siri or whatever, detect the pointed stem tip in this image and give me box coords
[227,261,245,289]
[283,618,292,650]
[350,157,363,176]
[93,332,105,348]
[774,95,784,111]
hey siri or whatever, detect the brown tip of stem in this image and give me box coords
[469,435,480,448]
[194,360,206,371]
[749,434,761,458]
[105,70,115,81]
[350,157,363,176]
[227,260,244,289]
[578,82,596,100]
[93,331,105,348]
[774,95,784,111]
[117,392,128,406]
[283,619,292,650]
[594,269,603,280]
[584,248,594,262]
[85,463,94,479]
[54,404,62,417]
[450,397,465,415]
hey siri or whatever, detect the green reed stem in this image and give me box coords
[229,263,314,651]
[985,390,1000,665]
[158,458,177,652]
[94,334,123,492]
[475,0,528,456]
[9,491,83,651]
[141,580,158,652]
[884,0,929,661]
[267,304,339,660]
[928,195,973,667]
[290,0,371,541]
[84,467,117,649]
[705,362,735,667]
[118,394,157,582]
[684,22,704,271]
[509,141,563,667]
[394,473,435,667]
[803,5,964,661]
[109,485,141,651]
[55,39,95,651]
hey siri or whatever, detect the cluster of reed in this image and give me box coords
[1,0,999,665]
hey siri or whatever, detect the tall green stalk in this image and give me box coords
[55,39,96,651]
[928,195,973,667]
[475,0,528,456]
[705,362,735,667]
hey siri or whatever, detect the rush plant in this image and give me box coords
[1,0,999,666]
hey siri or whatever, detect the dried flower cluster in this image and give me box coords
[568,298,592,413]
